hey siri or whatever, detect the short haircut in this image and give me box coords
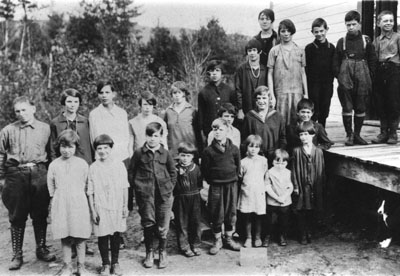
[278,19,296,35]
[217,102,237,117]
[138,91,157,106]
[97,80,115,94]
[297,98,314,112]
[171,81,190,101]
[60,88,82,106]
[13,96,35,107]
[273,148,289,162]
[178,142,197,154]
[258,8,275,22]
[206,60,225,74]
[145,122,163,136]
[311,18,328,31]
[56,129,80,150]
[254,85,270,99]
[245,134,263,148]
[211,118,229,129]
[377,10,394,22]
[296,121,316,135]
[345,10,361,23]
[245,38,262,54]
[93,134,114,149]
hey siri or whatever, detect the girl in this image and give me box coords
[47,129,91,275]
[268,19,308,126]
[163,81,197,160]
[292,121,326,245]
[238,135,269,248]
[88,134,129,275]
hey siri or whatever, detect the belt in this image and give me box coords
[18,162,37,168]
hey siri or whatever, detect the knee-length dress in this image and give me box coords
[47,156,91,240]
[87,159,129,237]
[238,155,269,215]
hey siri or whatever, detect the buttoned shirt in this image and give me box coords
[0,119,50,175]
[373,31,400,64]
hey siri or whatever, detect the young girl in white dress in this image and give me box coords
[88,134,129,276]
[238,134,269,247]
[47,129,91,275]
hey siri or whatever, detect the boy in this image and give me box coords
[201,118,241,255]
[305,18,338,127]
[129,122,176,269]
[207,103,241,148]
[235,39,267,119]
[286,99,334,154]
[336,10,377,146]
[198,60,237,145]
[173,142,202,257]
[0,96,55,270]
[372,10,400,145]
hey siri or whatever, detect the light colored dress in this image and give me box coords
[238,155,269,215]
[87,158,129,236]
[268,43,306,125]
[47,156,91,240]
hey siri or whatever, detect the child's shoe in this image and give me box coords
[158,238,167,269]
[278,235,287,246]
[76,263,89,276]
[56,263,73,276]
[262,235,270,247]
[300,234,307,245]
[143,227,154,268]
[143,250,154,268]
[182,248,195,258]
[244,238,252,248]
[353,133,368,145]
[191,247,202,256]
[110,263,122,276]
[224,231,241,251]
[254,238,262,247]
[99,264,110,276]
[209,233,223,255]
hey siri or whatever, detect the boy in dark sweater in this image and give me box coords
[336,10,377,146]
[201,118,241,255]
[305,18,338,128]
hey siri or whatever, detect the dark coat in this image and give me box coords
[305,39,338,83]
[254,30,279,66]
[174,162,202,196]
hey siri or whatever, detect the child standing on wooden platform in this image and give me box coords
[47,129,92,275]
[88,134,129,275]
[238,135,269,248]
[292,121,326,245]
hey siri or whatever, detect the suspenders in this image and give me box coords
[343,35,367,59]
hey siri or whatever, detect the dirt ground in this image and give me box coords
[0,195,400,276]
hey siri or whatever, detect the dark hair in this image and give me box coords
[245,134,263,148]
[60,88,82,106]
[217,103,237,117]
[278,19,296,35]
[56,129,80,150]
[311,18,328,31]
[146,122,163,136]
[253,85,270,99]
[211,118,229,129]
[245,39,262,55]
[296,121,316,135]
[297,98,314,112]
[377,10,394,22]
[171,81,190,101]
[138,91,157,107]
[345,10,361,23]
[13,96,35,107]
[178,142,197,154]
[206,60,225,74]
[273,149,289,162]
[93,134,114,149]
[258,8,275,22]
[97,80,115,94]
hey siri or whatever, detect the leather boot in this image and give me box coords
[34,224,56,262]
[9,226,24,270]
[372,119,389,144]
[387,118,399,144]
[143,227,154,268]
[209,232,223,255]
[279,234,287,246]
[343,116,354,146]
[353,116,368,145]
[224,231,241,251]
[158,238,167,269]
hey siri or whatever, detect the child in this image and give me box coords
[242,86,286,166]
[254,8,279,67]
[265,149,293,247]
[305,18,338,127]
[47,130,92,275]
[88,134,129,275]
[372,10,400,145]
[129,122,176,269]
[336,10,377,146]
[292,121,326,245]
[207,103,241,148]
[268,19,308,126]
[238,135,269,248]
[130,91,168,152]
[173,142,202,257]
[201,118,241,255]
[286,99,334,154]
[235,39,267,119]
[164,82,197,159]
